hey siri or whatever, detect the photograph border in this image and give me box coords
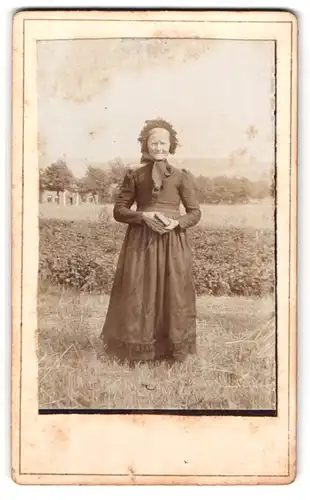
[31,33,279,418]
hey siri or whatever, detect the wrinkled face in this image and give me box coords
[147,128,170,161]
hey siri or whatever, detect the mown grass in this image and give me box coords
[39,201,274,229]
[38,284,275,410]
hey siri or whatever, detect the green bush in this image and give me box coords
[188,227,274,296]
[39,219,275,297]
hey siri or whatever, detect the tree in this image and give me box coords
[39,167,48,202]
[107,157,129,187]
[194,175,215,204]
[42,159,75,197]
[249,179,270,200]
[79,166,109,202]
[191,173,271,205]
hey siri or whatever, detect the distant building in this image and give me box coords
[41,189,104,205]
[83,193,99,204]
[40,190,81,206]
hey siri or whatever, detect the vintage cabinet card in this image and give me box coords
[11,10,297,485]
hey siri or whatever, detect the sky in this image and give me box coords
[37,39,275,177]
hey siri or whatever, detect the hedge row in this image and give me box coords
[39,219,275,297]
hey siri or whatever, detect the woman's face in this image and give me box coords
[147,128,170,161]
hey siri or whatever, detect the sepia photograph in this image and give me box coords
[37,37,276,411]
[12,10,297,484]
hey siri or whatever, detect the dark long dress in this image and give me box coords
[100,161,201,361]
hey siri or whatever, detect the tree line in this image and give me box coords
[193,173,273,204]
[39,157,128,203]
[39,157,274,205]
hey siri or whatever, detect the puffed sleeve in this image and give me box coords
[178,169,201,230]
[113,170,143,225]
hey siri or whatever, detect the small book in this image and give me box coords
[154,213,171,227]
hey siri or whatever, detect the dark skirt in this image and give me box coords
[100,224,197,361]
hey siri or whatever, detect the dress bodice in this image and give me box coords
[113,162,201,230]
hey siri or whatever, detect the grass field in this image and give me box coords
[39,200,274,229]
[38,199,276,410]
[38,284,275,410]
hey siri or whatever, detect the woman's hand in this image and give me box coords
[141,212,179,234]
[142,212,167,234]
[141,211,157,221]
[162,219,179,232]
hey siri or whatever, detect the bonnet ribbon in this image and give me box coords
[140,153,171,196]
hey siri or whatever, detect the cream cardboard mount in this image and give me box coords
[11,10,297,485]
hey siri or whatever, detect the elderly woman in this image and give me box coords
[101,118,201,362]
